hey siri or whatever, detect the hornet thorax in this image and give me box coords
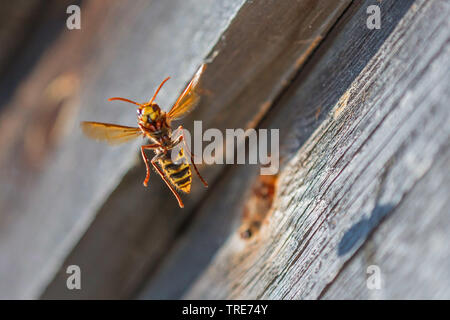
[137,103,172,147]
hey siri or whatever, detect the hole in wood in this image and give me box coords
[239,174,278,239]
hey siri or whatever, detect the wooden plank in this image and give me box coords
[138,0,417,299]
[321,151,450,299]
[0,0,79,111]
[0,0,247,299]
[0,0,42,78]
[39,0,351,299]
[183,0,449,299]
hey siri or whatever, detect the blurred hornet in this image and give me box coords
[81,64,208,208]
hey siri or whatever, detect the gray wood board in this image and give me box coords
[185,0,449,299]
[139,0,420,299]
[0,0,76,111]
[0,0,247,299]
[41,0,350,299]
[321,150,450,299]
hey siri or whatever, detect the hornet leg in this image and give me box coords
[141,144,160,187]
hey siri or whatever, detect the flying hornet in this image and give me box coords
[81,64,208,208]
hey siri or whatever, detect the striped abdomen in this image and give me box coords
[159,149,192,193]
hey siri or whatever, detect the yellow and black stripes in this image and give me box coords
[159,149,192,193]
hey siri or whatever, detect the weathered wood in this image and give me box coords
[1,0,446,300]
[0,0,41,79]
[321,151,450,299]
[139,0,417,299]
[138,0,416,299]
[40,0,350,299]
[0,0,247,299]
[181,0,450,299]
[0,0,78,111]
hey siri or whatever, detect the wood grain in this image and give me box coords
[1,0,445,300]
[184,0,449,299]
[321,151,450,299]
[139,0,418,299]
[0,0,247,299]
[40,0,350,299]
